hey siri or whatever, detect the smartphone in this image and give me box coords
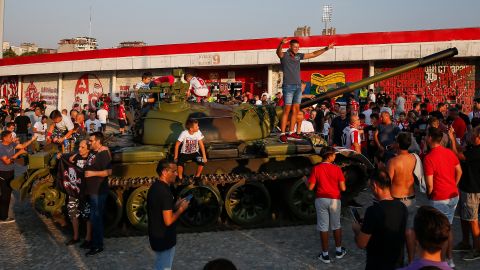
[184,194,194,201]
[350,207,362,223]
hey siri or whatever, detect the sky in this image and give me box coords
[5,0,480,49]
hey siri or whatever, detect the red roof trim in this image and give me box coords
[1,27,479,67]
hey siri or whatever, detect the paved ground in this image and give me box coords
[1,188,480,270]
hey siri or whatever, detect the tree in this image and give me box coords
[3,48,17,58]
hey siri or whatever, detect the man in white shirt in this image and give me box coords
[184,74,209,102]
[85,112,102,133]
[46,110,75,144]
[96,106,108,132]
[33,116,48,150]
[293,111,315,134]
[363,102,374,125]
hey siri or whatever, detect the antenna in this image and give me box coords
[89,6,92,38]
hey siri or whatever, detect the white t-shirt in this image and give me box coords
[85,119,102,133]
[322,122,330,136]
[342,126,361,150]
[135,82,150,90]
[56,114,74,133]
[189,77,209,97]
[33,121,47,141]
[112,96,121,105]
[177,130,204,154]
[255,100,262,106]
[294,120,315,133]
[380,106,393,116]
[368,93,376,103]
[97,109,108,124]
[363,109,373,125]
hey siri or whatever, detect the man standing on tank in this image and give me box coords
[276,38,334,143]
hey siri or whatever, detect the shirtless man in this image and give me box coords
[386,132,417,263]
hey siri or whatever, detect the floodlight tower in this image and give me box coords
[322,4,332,35]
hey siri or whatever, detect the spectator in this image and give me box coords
[387,132,418,263]
[364,113,379,162]
[85,112,101,134]
[342,115,362,153]
[413,110,429,144]
[448,107,467,144]
[274,92,284,107]
[368,89,376,103]
[147,159,189,270]
[46,110,75,145]
[184,74,209,102]
[349,95,359,115]
[276,38,333,143]
[329,108,349,146]
[0,131,36,223]
[426,117,449,148]
[376,89,388,105]
[112,93,121,119]
[293,110,315,133]
[468,97,480,122]
[117,101,127,135]
[396,112,409,131]
[70,109,79,124]
[409,102,421,119]
[351,170,407,270]
[61,109,68,116]
[203,259,237,270]
[395,92,406,116]
[425,98,434,113]
[33,116,48,151]
[378,100,393,116]
[62,140,93,248]
[14,109,31,143]
[363,102,374,125]
[84,132,112,256]
[455,103,471,130]
[97,105,108,132]
[449,126,480,260]
[430,102,447,121]
[399,206,452,270]
[5,122,18,143]
[423,127,462,268]
[374,111,400,164]
[307,146,347,264]
[135,72,152,90]
[173,118,207,181]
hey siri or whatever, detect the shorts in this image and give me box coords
[118,119,127,128]
[177,152,205,167]
[67,196,91,219]
[431,196,459,224]
[282,84,302,105]
[314,198,341,232]
[460,191,480,221]
[394,197,416,229]
[101,123,106,131]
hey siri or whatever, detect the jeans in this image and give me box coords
[431,196,459,224]
[282,84,302,105]
[0,170,14,220]
[155,246,175,270]
[89,193,107,248]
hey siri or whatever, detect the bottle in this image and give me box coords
[63,139,70,153]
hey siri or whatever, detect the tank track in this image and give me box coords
[107,167,312,188]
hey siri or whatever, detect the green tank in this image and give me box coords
[14,48,458,232]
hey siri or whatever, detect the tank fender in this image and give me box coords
[334,147,374,170]
[19,168,51,201]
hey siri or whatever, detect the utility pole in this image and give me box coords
[0,0,4,58]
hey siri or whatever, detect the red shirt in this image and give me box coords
[117,105,126,120]
[451,117,467,141]
[423,146,459,200]
[308,162,345,199]
[349,100,359,113]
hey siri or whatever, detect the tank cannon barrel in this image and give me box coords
[300,47,458,109]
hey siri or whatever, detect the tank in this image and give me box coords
[14,48,458,232]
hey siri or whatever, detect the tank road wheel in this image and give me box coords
[104,190,123,233]
[337,162,367,204]
[286,178,316,221]
[126,185,150,232]
[30,174,66,217]
[179,184,222,228]
[225,181,271,226]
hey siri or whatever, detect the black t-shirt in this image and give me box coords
[85,150,111,195]
[459,145,480,193]
[331,116,349,146]
[147,180,176,251]
[459,112,471,127]
[364,125,378,148]
[361,200,407,270]
[14,115,31,134]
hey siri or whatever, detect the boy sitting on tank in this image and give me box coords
[174,118,207,181]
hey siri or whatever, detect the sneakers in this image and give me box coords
[288,133,303,140]
[447,258,455,268]
[65,238,80,246]
[0,218,15,224]
[336,247,347,259]
[85,247,104,257]
[453,241,472,252]
[463,250,480,261]
[279,134,288,143]
[317,253,331,264]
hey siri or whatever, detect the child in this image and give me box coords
[174,118,207,180]
[307,146,347,263]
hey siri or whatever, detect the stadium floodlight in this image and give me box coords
[322,4,333,35]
